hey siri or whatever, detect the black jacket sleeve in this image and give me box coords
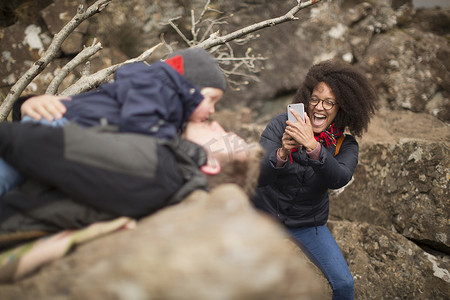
[306,135,358,189]
[257,114,289,186]
[0,122,188,218]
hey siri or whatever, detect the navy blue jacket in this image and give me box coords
[63,62,204,140]
[252,113,359,228]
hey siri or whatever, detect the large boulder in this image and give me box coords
[0,185,322,300]
[331,138,450,254]
[359,28,450,120]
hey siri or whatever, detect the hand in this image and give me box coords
[285,109,318,152]
[21,94,70,121]
[279,132,300,160]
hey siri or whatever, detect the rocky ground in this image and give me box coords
[360,108,449,144]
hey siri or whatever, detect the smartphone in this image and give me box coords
[287,103,305,123]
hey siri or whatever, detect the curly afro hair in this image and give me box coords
[293,59,378,137]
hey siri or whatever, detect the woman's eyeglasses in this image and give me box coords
[309,97,337,110]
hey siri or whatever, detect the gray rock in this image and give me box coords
[0,23,42,92]
[331,140,450,254]
[329,220,449,300]
[0,185,322,300]
[359,28,450,119]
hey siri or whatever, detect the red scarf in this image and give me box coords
[289,123,344,164]
[314,123,344,148]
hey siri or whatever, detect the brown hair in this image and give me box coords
[205,143,264,197]
[293,59,378,137]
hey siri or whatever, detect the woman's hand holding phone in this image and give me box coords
[285,106,318,152]
[279,132,301,160]
[287,103,305,123]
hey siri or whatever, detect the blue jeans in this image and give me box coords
[0,116,68,197]
[288,225,354,300]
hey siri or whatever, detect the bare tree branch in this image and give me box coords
[46,40,103,95]
[0,0,112,121]
[196,0,320,50]
[60,43,162,96]
[191,0,211,42]
[167,17,192,47]
[165,0,321,90]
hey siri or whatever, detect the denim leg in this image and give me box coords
[288,225,354,300]
[0,159,24,197]
[22,115,68,127]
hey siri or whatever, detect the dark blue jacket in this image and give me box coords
[252,113,359,228]
[63,62,204,140]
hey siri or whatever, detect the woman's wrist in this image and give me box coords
[278,148,289,160]
[306,142,321,160]
[305,140,318,152]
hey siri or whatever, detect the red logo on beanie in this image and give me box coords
[165,55,184,75]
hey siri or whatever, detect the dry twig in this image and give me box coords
[46,39,103,94]
[165,0,321,90]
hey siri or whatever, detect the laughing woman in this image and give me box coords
[252,59,377,300]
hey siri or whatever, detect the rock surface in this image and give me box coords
[0,185,322,300]
[331,139,450,253]
[329,221,449,300]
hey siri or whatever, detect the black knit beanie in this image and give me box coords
[166,48,227,91]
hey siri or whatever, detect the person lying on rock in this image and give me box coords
[0,119,262,250]
[251,59,378,300]
[0,47,227,197]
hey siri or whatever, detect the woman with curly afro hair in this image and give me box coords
[252,59,377,300]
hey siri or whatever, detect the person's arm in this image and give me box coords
[275,148,288,167]
[20,94,69,121]
[257,114,292,186]
[307,135,358,189]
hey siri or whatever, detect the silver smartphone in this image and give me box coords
[287,103,305,123]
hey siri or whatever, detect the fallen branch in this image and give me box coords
[46,40,103,94]
[0,0,111,121]
[60,43,162,96]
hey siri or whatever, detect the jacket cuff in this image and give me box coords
[276,148,288,167]
[306,142,321,161]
